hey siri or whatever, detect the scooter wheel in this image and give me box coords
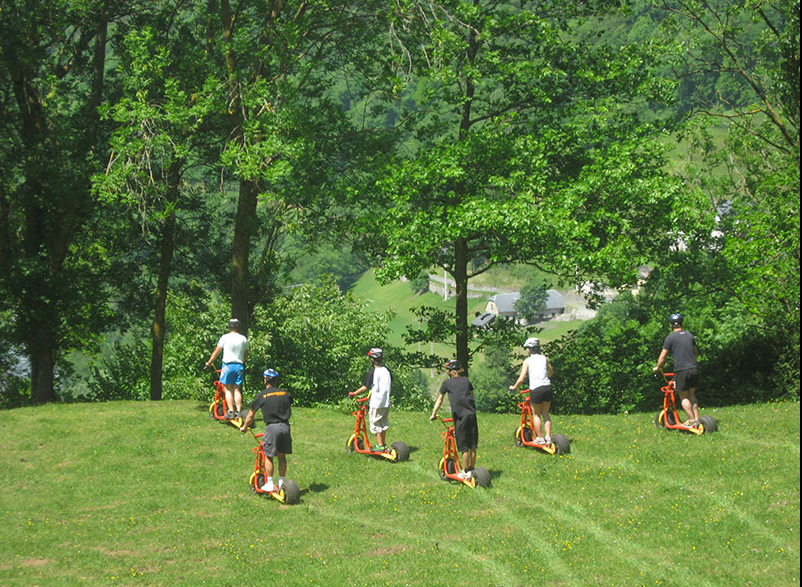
[390,441,410,462]
[698,415,718,434]
[282,479,301,505]
[551,433,571,455]
[654,412,665,429]
[346,435,364,453]
[514,426,531,447]
[472,466,491,488]
[254,473,266,494]
[439,457,455,480]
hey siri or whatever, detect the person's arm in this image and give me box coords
[654,349,669,372]
[243,349,249,364]
[546,359,554,378]
[429,394,445,420]
[206,346,222,368]
[240,409,255,431]
[509,361,529,391]
[349,384,369,398]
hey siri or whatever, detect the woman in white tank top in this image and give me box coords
[509,338,554,444]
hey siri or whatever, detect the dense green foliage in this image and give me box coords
[0,0,797,409]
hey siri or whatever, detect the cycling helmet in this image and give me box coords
[669,313,684,327]
[523,337,540,350]
[228,318,240,330]
[263,368,279,380]
[445,359,462,371]
[368,348,383,359]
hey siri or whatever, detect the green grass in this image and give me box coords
[1,400,798,587]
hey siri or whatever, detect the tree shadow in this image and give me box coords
[301,483,329,496]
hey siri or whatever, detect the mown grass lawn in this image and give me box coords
[1,400,798,587]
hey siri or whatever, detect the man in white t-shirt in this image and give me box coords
[349,348,392,452]
[205,318,249,419]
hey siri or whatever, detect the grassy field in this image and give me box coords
[1,400,798,587]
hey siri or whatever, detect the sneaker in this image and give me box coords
[457,471,469,480]
[260,481,275,493]
[534,437,547,445]
[225,410,235,420]
[370,445,387,452]
[278,478,284,489]
[545,436,552,445]
[464,469,473,479]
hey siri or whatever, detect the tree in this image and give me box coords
[0,0,119,402]
[516,282,549,323]
[97,16,219,401]
[651,0,800,393]
[360,1,678,373]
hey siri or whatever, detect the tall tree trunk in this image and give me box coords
[149,161,182,401]
[454,236,470,376]
[231,178,258,334]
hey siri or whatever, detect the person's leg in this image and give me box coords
[233,384,243,414]
[376,430,386,447]
[223,384,236,417]
[688,389,699,421]
[263,455,275,490]
[678,391,696,424]
[532,403,544,440]
[541,401,552,440]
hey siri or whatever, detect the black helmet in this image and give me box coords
[445,359,462,371]
[669,313,684,327]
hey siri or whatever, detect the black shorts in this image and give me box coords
[529,385,553,404]
[454,414,478,453]
[262,422,292,457]
[674,369,699,393]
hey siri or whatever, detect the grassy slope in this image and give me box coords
[1,400,798,587]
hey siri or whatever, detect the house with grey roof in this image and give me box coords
[472,289,565,327]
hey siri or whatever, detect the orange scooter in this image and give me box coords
[206,364,243,429]
[345,393,410,462]
[245,428,301,505]
[511,388,571,455]
[433,416,491,488]
[655,371,718,435]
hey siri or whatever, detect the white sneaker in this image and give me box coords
[260,481,275,493]
[278,478,285,489]
[457,471,468,480]
[534,437,546,445]
[545,436,552,445]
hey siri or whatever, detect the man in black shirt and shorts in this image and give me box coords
[240,369,292,493]
[653,313,701,428]
[429,360,479,480]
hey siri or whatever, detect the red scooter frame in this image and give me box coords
[246,428,301,504]
[655,371,718,435]
[512,388,571,455]
[434,416,490,488]
[207,365,243,429]
[345,395,410,462]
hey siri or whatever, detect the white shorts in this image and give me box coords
[368,407,390,434]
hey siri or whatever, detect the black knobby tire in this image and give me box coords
[665,411,677,426]
[551,434,571,455]
[655,412,665,429]
[255,473,266,493]
[282,479,301,505]
[514,426,531,447]
[390,441,410,462]
[472,466,491,488]
[699,415,718,434]
[214,402,225,418]
[346,436,364,453]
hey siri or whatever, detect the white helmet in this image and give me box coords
[523,337,540,350]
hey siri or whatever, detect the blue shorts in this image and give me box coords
[220,362,244,386]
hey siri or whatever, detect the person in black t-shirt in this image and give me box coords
[653,313,701,427]
[240,369,292,492]
[429,360,478,480]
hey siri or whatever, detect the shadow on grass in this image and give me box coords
[302,483,330,496]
